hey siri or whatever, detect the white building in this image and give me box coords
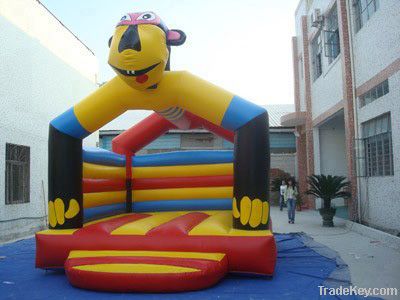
[0,0,98,242]
[282,0,399,234]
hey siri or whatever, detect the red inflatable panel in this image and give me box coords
[83,178,126,193]
[65,251,228,292]
[112,113,175,154]
[111,111,234,155]
[186,112,234,143]
[133,175,233,190]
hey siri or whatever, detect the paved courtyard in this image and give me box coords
[271,207,400,300]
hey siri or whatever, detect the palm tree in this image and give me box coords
[306,175,351,226]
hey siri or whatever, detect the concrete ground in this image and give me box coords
[271,207,400,300]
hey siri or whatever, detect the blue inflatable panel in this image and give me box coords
[84,203,125,220]
[82,147,126,167]
[50,107,90,139]
[221,95,267,131]
[133,199,232,212]
[132,150,234,167]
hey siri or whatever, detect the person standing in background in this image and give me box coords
[284,178,298,224]
[279,180,287,211]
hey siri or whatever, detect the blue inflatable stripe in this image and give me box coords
[84,203,125,221]
[50,107,90,139]
[133,199,232,212]
[221,95,267,131]
[83,147,126,166]
[132,150,233,167]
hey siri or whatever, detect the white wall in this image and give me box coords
[350,0,400,233]
[311,58,343,117]
[0,0,98,83]
[313,127,321,175]
[294,0,307,112]
[351,0,400,86]
[307,0,343,118]
[295,0,344,118]
[312,113,347,209]
[271,153,296,177]
[318,115,347,177]
[357,72,400,233]
[0,1,98,241]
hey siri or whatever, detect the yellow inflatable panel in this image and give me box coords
[189,211,272,237]
[69,250,225,261]
[176,71,233,126]
[83,163,125,179]
[74,71,234,134]
[132,163,233,179]
[83,191,126,208]
[36,229,78,235]
[74,77,131,133]
[133,186,233,202]
[73,263,199,274]
[111,212,188,235]
[189,211,231,235]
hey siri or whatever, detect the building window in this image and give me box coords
[362,113,393,177]
[99,135,114,150]
[5,143,30,204]
[311,34,323,80]
[353,0,380,32]
[324,4,340,63]
[181,133,215,149]
[359,79,389,107]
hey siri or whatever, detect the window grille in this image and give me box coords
[362,113,393,177]
[5,143,30,204]
[311,34,323,80]
[359,79,389,107]
[324,4,340,63]
[353,0,380,32]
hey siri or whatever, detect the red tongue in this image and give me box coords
[136,74,148,84]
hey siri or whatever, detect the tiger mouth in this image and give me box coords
[110,62,160,76]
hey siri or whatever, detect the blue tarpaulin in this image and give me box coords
[0,233,380,299]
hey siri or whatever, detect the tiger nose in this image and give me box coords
[118,25,141,52]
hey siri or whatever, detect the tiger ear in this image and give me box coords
[166,29,186,46]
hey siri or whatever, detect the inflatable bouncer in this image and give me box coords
[36,11,277,292]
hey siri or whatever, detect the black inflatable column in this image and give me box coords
[232,112,270,230]
[48,125,83,229]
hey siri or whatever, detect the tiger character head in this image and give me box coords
[108,12,186,90]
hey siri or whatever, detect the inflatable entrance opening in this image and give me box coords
[36,11,277,293]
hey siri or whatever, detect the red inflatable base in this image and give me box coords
[36,211,277,292]
[65,250,228,292]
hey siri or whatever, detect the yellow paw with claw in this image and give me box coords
[232,196,269,228]
[48,198,80,228]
